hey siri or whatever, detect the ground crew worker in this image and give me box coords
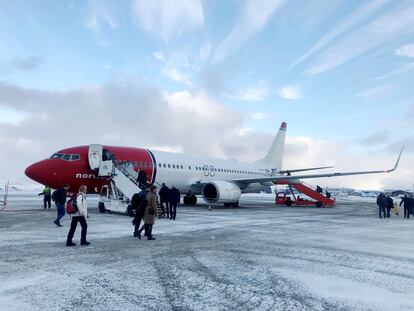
[53,184,69,226]
[38,186,51,209]
[159,183,170,218]
[386,195,393,218]
[169,186,180,220]
[400,195,411,219]
[376,193,387,219]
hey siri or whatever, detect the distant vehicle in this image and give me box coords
[25,122,403,208]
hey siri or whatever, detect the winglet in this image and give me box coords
[385,146,404,173]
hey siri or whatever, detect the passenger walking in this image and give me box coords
[400,195,411,219]
[376,193,387,219]
[137,185,158,240]
[132,189,148,237]
[38,186,52,209]
[386,195,393,218]
[169,186,180,220]
[66,185,90,246]
[53,184,69,226]
[159,183,170,218]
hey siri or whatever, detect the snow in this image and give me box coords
[1,195,414,310]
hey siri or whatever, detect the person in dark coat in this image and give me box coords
[137,170,148,190]
[169,186,180,220]
[376,193,387,219]
[53,184,69,226]
[386,195,393,218]
[159,183,170,218]
[132,190,148,237]
[400,195,411,219]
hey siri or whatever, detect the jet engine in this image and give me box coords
[202,181,241,204]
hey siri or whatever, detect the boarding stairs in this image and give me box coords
[275,180,335,207]
[0,180,9,210]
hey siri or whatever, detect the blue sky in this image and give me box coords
[1,0,414,189]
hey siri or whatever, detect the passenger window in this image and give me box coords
[172,164,175,169]
[188,166,191,170]
[70,154,80,161]
[139,161,143,167]
[63,154,71,161]
[181,165,183,169]
[159,163,162,168]
[168,164,171,168]
[163,163,166,168]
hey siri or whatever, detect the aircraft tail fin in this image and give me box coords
[257,122,287,170]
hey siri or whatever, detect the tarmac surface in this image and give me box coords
[1,194,414,311]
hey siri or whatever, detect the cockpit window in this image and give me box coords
[70,154,80,161]
[63,154,71,161]
[50,153,63,159]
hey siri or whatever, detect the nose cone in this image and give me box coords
[25,161,45,184]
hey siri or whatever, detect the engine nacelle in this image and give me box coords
[202,181,241,204]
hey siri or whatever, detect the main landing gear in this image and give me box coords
[224,201,239,208]
[183,194,197,206]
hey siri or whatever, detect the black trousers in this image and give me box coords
[138,224,153,238]
[404,206,410,218]
[386,207,392,218]
[67,216,87,243]
[170,203,177,219]
[134,218,142,235]
[44,195,51,208]
[160,200,169,216]
[379,207,386,218]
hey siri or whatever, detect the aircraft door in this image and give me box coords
[88,144,103,170]
[210,166,215,177]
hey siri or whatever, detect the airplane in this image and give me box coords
[25,122,403,207]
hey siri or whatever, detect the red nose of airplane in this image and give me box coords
[25,161,45,184]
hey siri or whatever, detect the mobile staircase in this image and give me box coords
[275,180,335,207]
[88,144,143,214]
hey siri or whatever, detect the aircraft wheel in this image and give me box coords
[98,202,106,213]
[315,202,323,208]
[286,201,293,207]
[184,195,197,205]
[224,203,231,207]
[233,201,239,207]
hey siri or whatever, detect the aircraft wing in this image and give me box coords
[278,166,334,174]
[234,147,404,186]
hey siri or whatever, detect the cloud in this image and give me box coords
[290,0,391,70]
[161,66,192,85]
[305,3,414,75]
[153,51,165,62]
[372,62,414,80]
[359,130,390,146]
[213,0,284,62]
[1,56,43,73]
[131,0,204,42]
[251,112,266,120]
[85,0,118,45]
[357,84,392,98]
[279,85,301,100]
[234,81,270,102]
[395,43,414,58]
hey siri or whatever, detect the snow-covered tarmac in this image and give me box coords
[1,194,414,311]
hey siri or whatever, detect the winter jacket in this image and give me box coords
[169,187,181,204]
[159,186,170,202]
[144,192,157,225]
[74,192,88,217]
[54,188,67,204]
[400,196,412,208]
[386,197,393,209]
[376,194,387,208]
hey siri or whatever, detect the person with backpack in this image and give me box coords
[169,186,180,220]
[132,189,148,238]
[66,185,90,246]
[53,184,69,227]
[136,185,158,240]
